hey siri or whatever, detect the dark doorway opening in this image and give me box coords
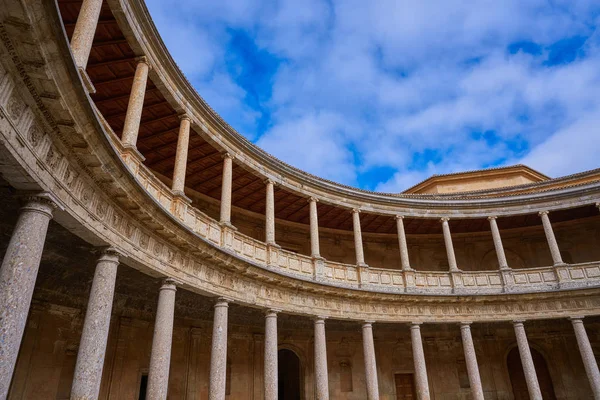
[507,347,556,400]
[278,349,301,400]
[395,373,416,399]
[138,373,148,400]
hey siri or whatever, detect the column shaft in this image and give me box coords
[362,322,380,400]
[460,323,484,400]
[219,154,233,225]
[209,299,229,400]
[488,216,508,269]
[70,0,103,68]
[0,195,56,399]
[121,58,150,148]
[171,115,191,194]
[352,209,366,266]
[513,321,542,400]
[396,216,411,271]
[410,323,430,400]
[309,198,321,258]
[71,249,120,400]
[571,318,600,399]
[264,310,278,400]
[147,279,177,400]
[539,211,564,265]
[441,218,458,271]
[314,318,329,400]
[265,180,276,245]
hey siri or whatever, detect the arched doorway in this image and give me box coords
[507,347,556,400]
[278,349,301,400]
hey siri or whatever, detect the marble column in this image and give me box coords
[513,321,542,400]
[265,179,276,245]
[264,310,278,400]
[314,317,329,400]
[219,154,233,226]
[395,215,411,271]
[309,197,321,258]
[209,298,229,400]
[70,248,121,400]
[539,211,564,265]
[410,323,430,400]
[460,323,484,400]
[352,209,366,266]
[441,217,459,271]
[488,216,508,269]
[147,279,177,400]
[570,317,600,399]
[0,194,56,399]
[121,57,150,148]
[362,322,380,400]
[70,0,103,69]
[171,114,191,195]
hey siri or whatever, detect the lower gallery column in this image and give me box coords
[513,321,542,400]
[0,194,57,399]
[264,310,278,400]
[570,317,600,399]
[146,278,177,400]
[362,322,380,400]
[459,323,484,400]
[410,323,430,400]
[209,298,229,400]
[314,317,329,400]
[71,248,121,400]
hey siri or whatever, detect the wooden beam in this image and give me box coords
[103,100,170,119]
[92,38,128,47]
[143,140,215,162]
[94,88,161,107]
[88,56,137,68]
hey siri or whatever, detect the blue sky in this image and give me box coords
[146,0,600,192]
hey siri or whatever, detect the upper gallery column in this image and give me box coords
[488,216,509,269]
[209,298,229,400]
[0,194,57,399]
[460,323,485,400]
[352,209,367,266]
[264,310,279,400]
[395,215,411,271]
[513,321,542,400]
[314,317,330,400]
[121,57,150,149]
[265,179,276,245]
[219,153,233,227]
[362,322,380,400]
[70,248,121,400]
[171,114,191,195]
[70,0,103,69]
[146,278,177,400]
[410,323,431,400]
[309,197,321,258]
[570,317,600,399]
[441,217,459,271]
[539,211,564,265]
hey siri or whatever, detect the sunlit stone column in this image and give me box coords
[309,197,321,258]
[209,298,229,400]
[513,321,542,400]
[219,153,233,226]
[147,278,177,400]
[488,216,509,269]
[121,57,150,148]
[441,217,459,271]
[460,323,484,400]
[0,194,57,399]
[410,323,430,400]
[264,310,278,400]
[265,179,276,245]
[362,322,380,400]
[352,208,366,266]
[70,0,103,69]
[171,114,191,195]
[71,248,120,400]
[395,215,411,271]
[539,211,564,265]
[570,317,600,399]
[314,317,329,400]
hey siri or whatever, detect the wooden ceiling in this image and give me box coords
[57,1,600,235]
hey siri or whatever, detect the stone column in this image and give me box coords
[264,310,278,400]
[309,197,321,258]
[171,114,191,195]
[209,298,229,400]
[121,57,150,148]
[146,278,177,400]
[395,215,411,271]
[513,321,542,400]
[539,211,564,265]
[410,323,430,400]
[460,323,484,400]
[352,209,366,266]
[314,317,329,400]
[219,154,233,226]
[488,216,508,269]
[70,248,121,400]
[265,179,276,245]
[362,322,380,400]
[441,218,459,271]
[70,0,103,69]
[570,317,600,399]
[0,194,56,399]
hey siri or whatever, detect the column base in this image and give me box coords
[121,144,146,173]
[171,192,191,220]
[78,67,96,94]
[357,264,370,288]
[266,242,280,267]
[312,256,326,281]
[219,222,237,249]
[450,270,463,293]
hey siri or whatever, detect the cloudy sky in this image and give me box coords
[145,0,600,192]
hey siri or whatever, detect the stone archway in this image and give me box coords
[278,349,302,400]
[507,347,556,400]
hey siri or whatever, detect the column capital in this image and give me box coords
[538,210,550,216]
[409,322,423,328]
[314,316,327,323]
[96,246,122,264]
[352,208,361,214]
[19,191,62,217]
[395,215,405,220]
[265,309,281,317]
[221,152,234,160]
[487,216,498,221]
[362,320,376,327]
[569,316,585,322]
[160,278,178,291]
[215,297,231,308]
[178,113,191,122]
[264,178,275,186]
[512,320,526,326]
[135,55,152,70]
[308,196,319,204]
[460,321,473,327]
[440,217,450,222]
[596,202,600,210]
